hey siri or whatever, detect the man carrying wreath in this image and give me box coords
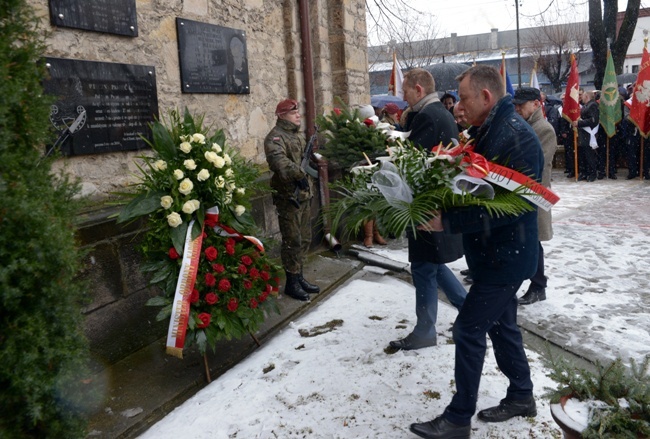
[409,65,543,439]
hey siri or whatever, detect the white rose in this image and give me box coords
[178,178,194,195]
[160,195,173,209]
[173,169,184,180]
[211,142,222,153]
[234,205,246,216]
[213,155,225,169]
[179,135,190,142]
[180,141,192,153]
[223,153,232,165]
[192,133,206,144]
[182,199,200,214]
[167,212,183,228]
[184,159,197,170]
[224,194,232,204]
[153,160,167,171]
[236,187,245,195]
[197,168,210,181]
[215,176,225,188]
[225,181,235,192]
[225,168,234,177]
[204,151,218,164]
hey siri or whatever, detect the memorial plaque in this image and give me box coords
[49,0,138,37]
[43,57,159,156]
[176,18,250,94]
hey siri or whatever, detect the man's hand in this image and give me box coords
[417,211,443,232]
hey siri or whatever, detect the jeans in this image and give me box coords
[443,282,534,426]
[410,261,467,339]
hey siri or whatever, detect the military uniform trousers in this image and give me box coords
[273,196,312,274]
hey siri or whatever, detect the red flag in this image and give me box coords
[629,42,650,138]
[388,51,403,98]
[562,53,581,123]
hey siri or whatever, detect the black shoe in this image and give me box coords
[566,173,575,178]
[586,175,596,182]
[410,416,471,439]
[298,273,320,294]
[284,272,310,301]
[460,269,471,276]
[626,173,639,180]
[577,174,587,181]
[477,397,537,423]
[608,174,617,180]
[463,274,473,284]
[597,174,605,180]
[518,288,546,305]
[389,333,437,350]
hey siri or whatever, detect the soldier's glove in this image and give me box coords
[296,177,309,190]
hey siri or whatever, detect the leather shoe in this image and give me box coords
[463,274,473,284]
[389,333,437,350]
[477,397,537,423]
[566,173,575,178]
[577,174,587,181]
[460,269,471,276]
[410,416,471,439]
[626,173,639,180]
[586,175,596,182]
[298,274,320,294]
[518,288,546,305]
[608,174,617,180]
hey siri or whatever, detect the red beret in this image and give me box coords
[275,99,299,116]
[384,103,400,114]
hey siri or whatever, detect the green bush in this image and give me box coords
[0,0,92,437]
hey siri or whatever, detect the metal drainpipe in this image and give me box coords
[298,0,339,252]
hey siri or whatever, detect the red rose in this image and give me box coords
[260,271,270,281]
[333,107,342,115]
[212,263,225,273]
[237,264,247,275]
[202,232,207,239]
[250,298,259,309]
[265,283,273,293]
[205,292,218,305]
[204,215,218,228]
[243,279,252,290]
[168,247,180,260]
[259,291,269,302]
[197,312,211,328]
[249,267,260,280]
[226,238,236,247]
[204,246,218,261]
[226,245,235,256]
[227,298,238,312]
[240,255,253,266]
[189,288,200,304]
[205,273,216,287]
[218,278,231,292]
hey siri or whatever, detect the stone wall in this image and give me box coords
[27,0,370,365]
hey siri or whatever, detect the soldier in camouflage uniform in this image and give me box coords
[264,99,320,301]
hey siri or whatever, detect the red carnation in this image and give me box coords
[189,288,200,304]
[204,246,218,261]
[205,292,218,305]
[205,273,216,287]
[250,298,259,309]
[249,267,260,280]
[243,279,252,290]
[237,264,248,275]
[333,107,342,115]
[227,298,239,312]
[226,245,235,256]
[259,291,269,302]
[168,247,180,260]
[241,255,253,266]
[226,238,236,247]
[218,278,231,292]
[204,215,218,228]
[363,117,374,127]
[197,312,211,328]
[212,263,225,273]
[260,271,270,281]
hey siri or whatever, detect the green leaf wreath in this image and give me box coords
[116,108,280,355]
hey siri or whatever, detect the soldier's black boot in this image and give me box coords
[284,272,310,301]
[299,271,320,294]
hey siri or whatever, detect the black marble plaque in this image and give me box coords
[176,18,250,94]
[43,57,159,156]
[49,0,138,37]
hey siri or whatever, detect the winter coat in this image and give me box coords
[441,95,543,284]
[264,119,313,202]
[405,93,464,263]
[527,106,556,242]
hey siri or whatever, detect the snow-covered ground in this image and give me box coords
[138,171,650,439]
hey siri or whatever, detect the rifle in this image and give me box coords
[290,131,319,208]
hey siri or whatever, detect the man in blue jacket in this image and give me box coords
[409,65,543,439]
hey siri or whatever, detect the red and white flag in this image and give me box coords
[388,51,403,98]
[629,41,650,138]
[562,53,581,123]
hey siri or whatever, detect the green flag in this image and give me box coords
[599,50,622,138]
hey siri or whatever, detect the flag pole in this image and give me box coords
[573,129,579,181]
[641,138,645,180]
[606,138,610,179]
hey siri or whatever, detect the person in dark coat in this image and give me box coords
[573,90,599,182]
[388,68,467,351]
[409,65,542,439]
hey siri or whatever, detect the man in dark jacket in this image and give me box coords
[263,99,319,302]
[409,65,542,439]
[389,68,467,351]
[573,90,599,182]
